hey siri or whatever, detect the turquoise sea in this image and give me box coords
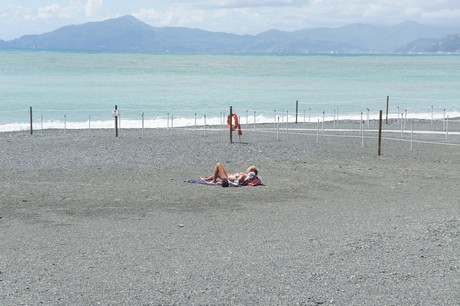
[1,50,459,131]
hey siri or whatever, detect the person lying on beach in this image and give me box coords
[202,163,259,187]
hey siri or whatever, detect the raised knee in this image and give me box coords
[216,162,222,167]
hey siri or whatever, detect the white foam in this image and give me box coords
[1,110,459,132]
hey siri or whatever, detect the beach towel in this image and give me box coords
[186,172,263,187]
[185,178,221,185]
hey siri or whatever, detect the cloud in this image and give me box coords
[85,0,103,17]
[132,8,160,21]
[33,3,79,20]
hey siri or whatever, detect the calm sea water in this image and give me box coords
[1,50,459,131]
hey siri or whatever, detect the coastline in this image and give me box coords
[1,127,459,304]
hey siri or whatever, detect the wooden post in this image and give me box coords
[114,105,118,137]
[378,110,383,156]
[229,106,233,144]
[386,96,389,124]
[295,100,298,124]
[29,107,33,135]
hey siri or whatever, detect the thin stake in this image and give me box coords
[336,107,339,127]
[316,119,319,143]
[277,116,280,141]
[367,108,370,129]
[114,105,118,138]
[142,113,144,135]
[204,115,207,137]
[333,108,336,128]
[253,111,256,131]
[286,112,288,135]
[378,110,383,156]
[29,106,33,135]
[295,100,298,124]
[386,96,389,124]
[446,116,449,140]
[404,109,407,130]
[443,109,446,131]
[229,106,232,143]
[431,105,433,128]
[401,113,404,138]
[322,111,325,133]
[410,120,413,151]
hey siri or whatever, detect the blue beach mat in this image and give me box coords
[185,178,221,186]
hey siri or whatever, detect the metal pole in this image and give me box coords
[142,113,144,135]
[295,100,298,124]
[204,115,207,137]
[322,111,325,133]
[229,106,233,144]
[336,107,339,127]
[277,116,280,141]
[386,96,389,124]
[401,113,404,138]
[446,116,449,140]
[333,108,336,128]
[29,107,33,135]
[286,111,289,134]
[367,108,370,129]
[114,105,118,138]
[431,105,433,128]
[443,109,446,131]
[316,119,319,143]
[378,110,383,156]
[410,120,413,151]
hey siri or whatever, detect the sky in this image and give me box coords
[1,0,460,40]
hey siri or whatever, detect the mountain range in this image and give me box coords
[1,15,460,54]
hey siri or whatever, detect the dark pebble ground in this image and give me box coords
[1,120,459,305]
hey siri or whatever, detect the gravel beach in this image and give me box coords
[1,121,459,305]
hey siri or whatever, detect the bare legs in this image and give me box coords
[202,163,228,183]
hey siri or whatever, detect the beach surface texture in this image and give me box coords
[1,122,459,305]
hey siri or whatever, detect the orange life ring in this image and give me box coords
[227,113,239,130]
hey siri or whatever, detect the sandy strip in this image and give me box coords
[1,123,459,305]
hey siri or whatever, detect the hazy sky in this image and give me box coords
[1,0,460,40]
